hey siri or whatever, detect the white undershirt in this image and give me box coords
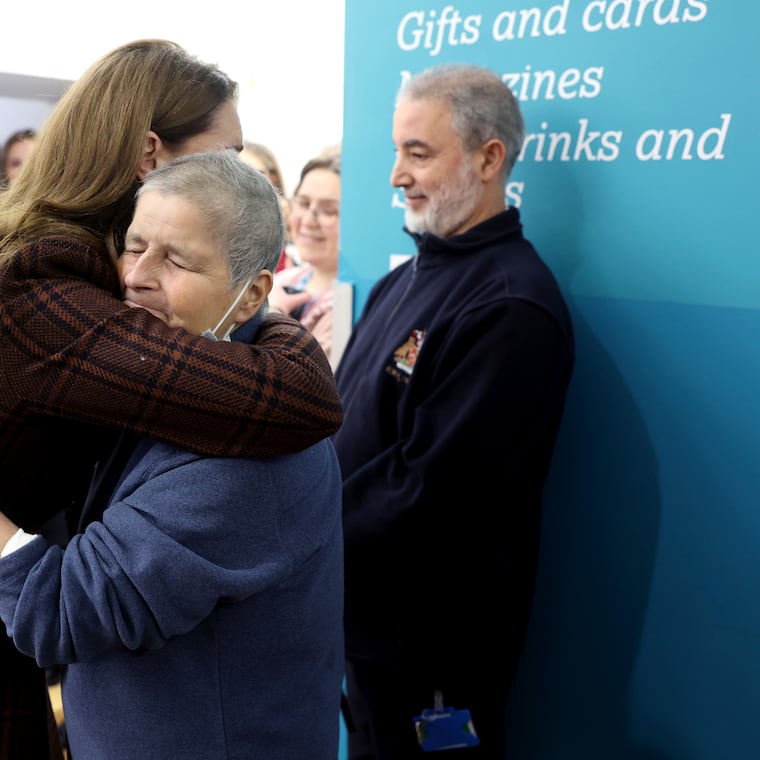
[1,528,36,557]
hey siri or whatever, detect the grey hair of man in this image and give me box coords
[135,149,285,287]
[396,63,525,181]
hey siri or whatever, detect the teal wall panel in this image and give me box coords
[341,2,759,756]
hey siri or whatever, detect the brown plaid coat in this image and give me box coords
[0,236,343,531]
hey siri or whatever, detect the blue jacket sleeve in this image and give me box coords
[0,451,293,668]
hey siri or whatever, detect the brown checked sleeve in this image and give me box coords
[0,236,342,458]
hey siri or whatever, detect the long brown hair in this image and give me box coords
[0,39,238,264]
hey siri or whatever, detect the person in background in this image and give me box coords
[268,150,340,366]
[332,63,575,759]
[0,150,344,760]
[240,140,294,270]
[0,38,341,760]
[1,128,37,188]
[240,140,287,199]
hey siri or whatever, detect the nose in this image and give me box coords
[123,250,160,290]
[390,156,410,188]
[303,206,321,224]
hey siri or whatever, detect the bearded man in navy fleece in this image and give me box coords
[333,63,575,759]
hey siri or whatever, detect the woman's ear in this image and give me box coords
[234,270,273,323]
[137,131,163,181]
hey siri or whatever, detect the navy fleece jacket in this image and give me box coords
[333,207,574,685]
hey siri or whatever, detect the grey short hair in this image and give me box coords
[397,63,525,178]
[136,150,284,287]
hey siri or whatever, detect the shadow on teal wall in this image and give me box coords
[506,297,760,757]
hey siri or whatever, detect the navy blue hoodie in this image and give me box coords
[334,207,574,687]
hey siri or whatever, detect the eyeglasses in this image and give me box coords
[290,195,340,225]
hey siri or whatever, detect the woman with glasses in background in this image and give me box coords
[269,148,341,365]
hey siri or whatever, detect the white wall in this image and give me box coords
[0,0,345,193]
[0,72,70,147]
[0,96,57,147]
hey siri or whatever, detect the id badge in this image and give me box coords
[413,690,480,751]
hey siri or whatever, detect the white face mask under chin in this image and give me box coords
[201,277,253,342]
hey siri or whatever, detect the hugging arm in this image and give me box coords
[0,239,342,457]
